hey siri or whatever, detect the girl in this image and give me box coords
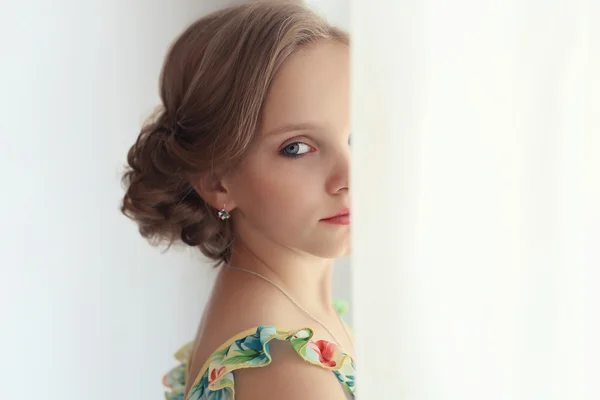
[121,2,354,399]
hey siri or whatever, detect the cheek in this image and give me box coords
[233,163,321,224]
[244,170,305,210]
[230,161,350,257]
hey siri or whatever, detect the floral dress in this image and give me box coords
[162,301,356,399]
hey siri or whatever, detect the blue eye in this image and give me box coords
[281,142,312,158]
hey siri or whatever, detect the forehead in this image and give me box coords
[259,41,350,136]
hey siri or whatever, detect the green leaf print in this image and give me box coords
[235,349,261,358]
[291,336,310,354]
[221,355,258,365]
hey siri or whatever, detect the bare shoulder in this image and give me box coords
[234,340,352,400]
[184,270,353,398]
[185,275,299,393]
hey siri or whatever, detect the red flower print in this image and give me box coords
[309,340,337,367]
[209,366,226,383]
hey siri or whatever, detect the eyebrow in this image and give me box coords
[264,122,322,137]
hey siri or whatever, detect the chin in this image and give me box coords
[308,238,351,259]
[342,245,352,257]
[337,242,352,258]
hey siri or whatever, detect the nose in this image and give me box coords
[325,145,350,195]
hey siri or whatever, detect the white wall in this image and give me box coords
[351,0,598,398]
[0,1,352,398]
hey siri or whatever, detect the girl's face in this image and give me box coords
[224,41,351,259]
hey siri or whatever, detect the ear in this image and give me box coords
[192,170,236,214]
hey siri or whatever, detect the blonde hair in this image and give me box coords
[121,2,349,266]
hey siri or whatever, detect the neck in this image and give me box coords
[226,236,335,314]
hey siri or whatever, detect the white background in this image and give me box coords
[0,1,350,398]
[351,0,598,398]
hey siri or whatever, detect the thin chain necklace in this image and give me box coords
[224,264,354,351]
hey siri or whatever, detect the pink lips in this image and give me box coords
[320,207,351,225]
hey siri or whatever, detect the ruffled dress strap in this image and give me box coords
[163,325,356,400]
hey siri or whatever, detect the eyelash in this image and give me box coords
[279,141,313,159]
[279,136,352,159]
